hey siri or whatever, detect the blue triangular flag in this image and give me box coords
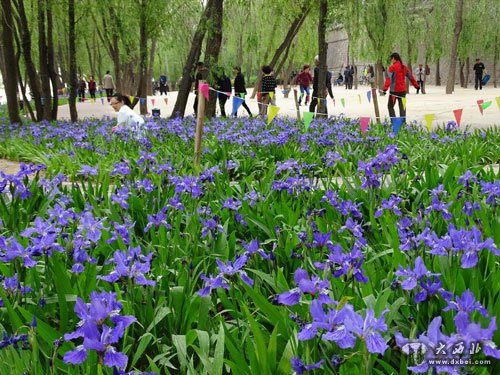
[232,95,244,116]
[392,117,404,135]
[367,90,372,103]
[140,98,146,105]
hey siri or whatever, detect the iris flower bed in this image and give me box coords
[0,115,499,374]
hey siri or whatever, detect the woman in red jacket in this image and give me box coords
[383,53,419,121]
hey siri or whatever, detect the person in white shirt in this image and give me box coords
[414,64,425,94]
[110,93,145,134]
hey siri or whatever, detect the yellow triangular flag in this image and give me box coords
[317,98,320,105]
[90,98,94,103]
[358,94,361,104]
[130,95,134,103]
[269,92,274,100]
[268,105,279,125]
[402,97,407,110]
[496,96,500,110]
[424,113,435,132]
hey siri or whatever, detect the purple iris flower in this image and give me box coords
[312,231,332,248]
[111,186,130,210]
[243,190,263,207]
[98,247,156,286]
[200,216,224,239]
[290,357,324,375]
[395,317,457,374]
[77,211,108,243]
[479,180,500,207]
[454,314,500,360]
[221,197,242,211]
[198,273,230,297]
[344,309,389,354]
[374,195,403,218]
[443,289,488,318]
[424,196,452,220]
[241,239,270,260]
[277,268,333,306]
[110,161,131,176]
[216,254,253,286]
[77,165,98,176]
[168,195,184,211]
[457,170,478,188]
[2,273,33,295]
[144,208,171,233]
[314,243,368,283]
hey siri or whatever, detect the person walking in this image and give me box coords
[159,73,168,95]
[216,70,231,117]
[309,56,334,115]
[382,52,419,122]
[259,65,277,116]
[414,64,425,94]
[103,71,115,102]
[473,58,485,90]
[88,76,97,100]
[232,66,252,117]
[294,64,313,105]
[77,76,86,102]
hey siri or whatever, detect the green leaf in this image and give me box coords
[212,322,225,375]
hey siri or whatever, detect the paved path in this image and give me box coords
[55,85,500,129]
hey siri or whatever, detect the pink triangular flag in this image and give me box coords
[151,98,155,107]
[164,97,168,106]
[360,117,370,134]
[226,92,231,97]
[453,109,463,127]
[199,83,209,101]
[477,99,484,115]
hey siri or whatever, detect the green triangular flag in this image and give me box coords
[480,101,492,110]
[341,98,345,108]
[303,112,314,130]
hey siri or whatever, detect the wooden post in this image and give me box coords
[370,83,381,123]
[293,88,301,120]
[194,82,205,166]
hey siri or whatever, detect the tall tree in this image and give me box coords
[204,0,224,118]
[316,0,328,118]
[171,1,210,117]
[68,0,77,121]
[0,0,22,123]
[445,0,463,94]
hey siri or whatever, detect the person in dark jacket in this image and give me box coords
[77,76,86,102]
[309,56,334,115]
[232,66,252,117]
[473,58,485,90]
[216,70,232,117]
[382,52,419,121]
[88,76,97,100]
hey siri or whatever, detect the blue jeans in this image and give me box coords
[299,85,310,103]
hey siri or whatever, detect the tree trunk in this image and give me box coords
[95,7,122,92]
[204,0,224,118]
[38,0,52,119]
[459,59,465,87]
[316,0,328,118]
[445,0,463,94]
[171,0,213,117]
[0,0,22,123]
[251,6,310,98]
[147,38,157,95]
[465,57,470,88]
[493,37,498,88]
[136,0,148,115]
[435,58,441,86]
[47,6,58,119]
[68,0,77,122]
[375,59,384,90]
[15,0,44,121]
